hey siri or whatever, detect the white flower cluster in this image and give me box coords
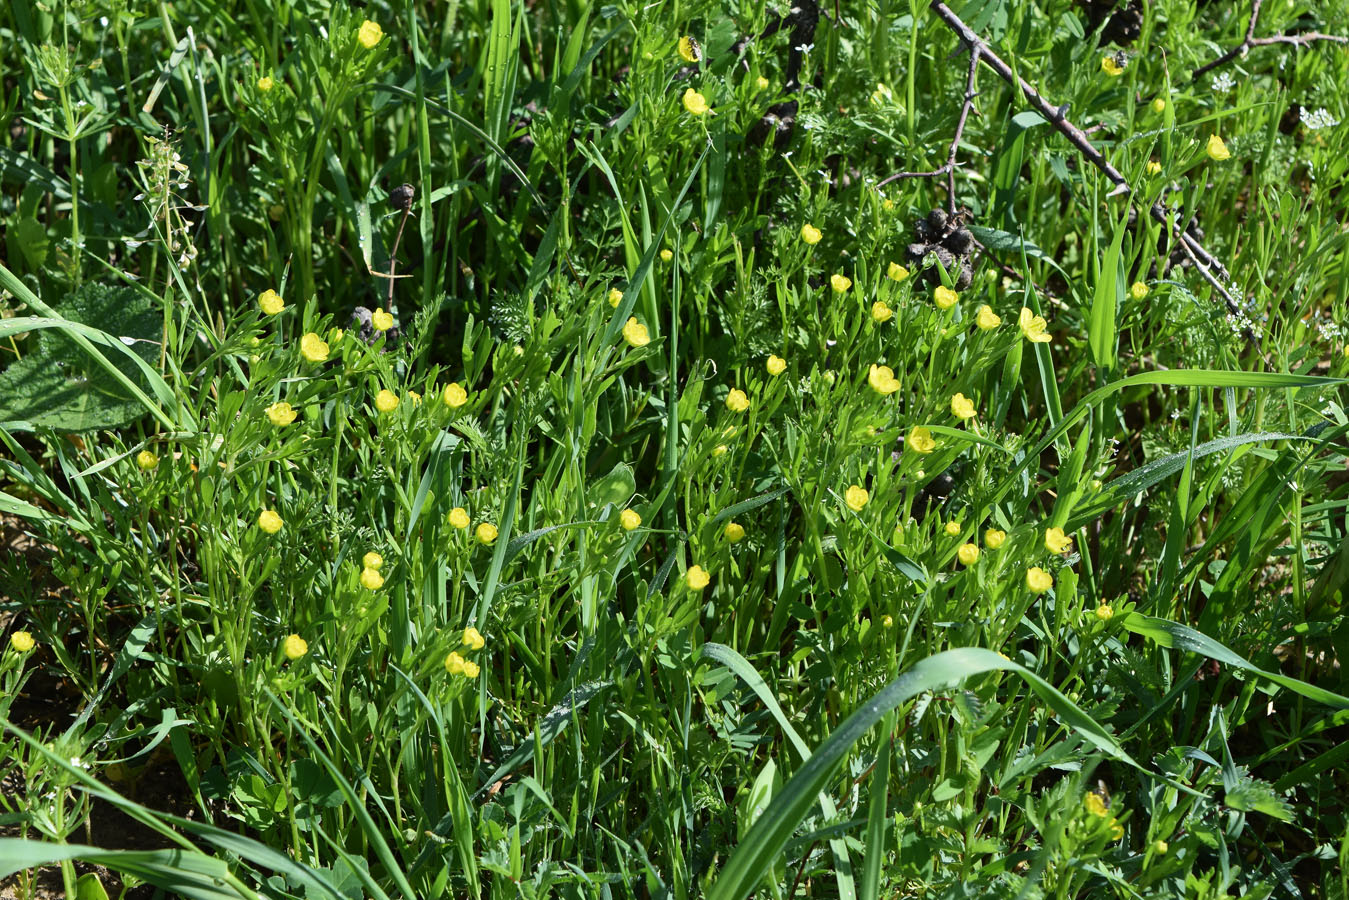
[1211,71,1236,93]
[1300,106,1340,130]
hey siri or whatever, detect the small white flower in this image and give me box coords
[1211,71,1236,93]
[1300,106,1339,130]
[794,43,814,53]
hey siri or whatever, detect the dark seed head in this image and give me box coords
[389,183,415,210]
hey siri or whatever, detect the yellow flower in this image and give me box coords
[755,75,769,91]
[375,389,400,413]
[300,332,329,362]
[444,651,466,675]
[830,273,852,293]
[448,507,470,529]
[1206,134,1231,161]
[623,317,651,348]
[1018,307,1051,343]
[950,393,976,419]
[476,522,498,544]
[711,444,728,457]
[871,300,893,323]
[1026,566,1054,593]
[1130,281,1149,300]
[136,449,159,470]
[259,289,284,315]
[372,309,394,331]
[957,543,980,566]
[1084,792,1109,817]
[682,88,709,116]
[257,75,274,93]
[357,19,383,49]
[283,634,308,660]
[1101,56,1125,77]
[1153,840,1169,855]
[984,528,1006,549]
[881,615,894,628]
[360,567,385,590]
[887,262,909,282]
[660,249,674,263]
[1045,527,1073,554]
[258,510,284,534]
[408,390,421,405]
[677,35,701,63]
[726,389,750,412]
[766,354,786,376]
[363,551,384,570]
[1151,96,1167,114]
[724,522,746,543]
[686,565,711,590]
[9,631,35,653]
[976,305,1001,331]
[800,223,822,245]
[845,484,870,512]
[442,382,468,408]
[462,627,486,650]
[1146,160,1162,175]
[620,508,642,531]
[934,285,959,309]
[943,520,961,536]
[908,426,936,454]
[608,288,623,308]
[868,364,900,395]
[1095,604,1115,621]
[266,401,297,426]
[462,660,481,679]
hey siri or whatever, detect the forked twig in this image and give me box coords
[878,44,981,217]
[1192,0,1347,80]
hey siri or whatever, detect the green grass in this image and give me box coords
[2,0,1349,898]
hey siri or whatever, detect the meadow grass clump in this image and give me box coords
[2,1,1349,898]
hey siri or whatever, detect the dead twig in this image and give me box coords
[878,43,981,217]
[1192,0,1347,81]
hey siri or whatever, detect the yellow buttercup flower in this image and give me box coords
[136,449,159,470]
[1153,840,1169,855]
[686,565,711,590]
[266,401,297,426]
[934,285,959,309]
[726,389,750,412]
[258,510,283,534]
[800,223,822,245]
[871,300,893,323]
[375,389,400,413]
[623,317,651,348]
[943,520,961,536]
[357,20,383,49]
[442,382,468,408]
[444,651,466,675]
[462,627,486,650]
[711,444,728,457]
[1045,527,1073,554]
[724,522,746,543]
[608,288,623,308]
[660,249,674,263]
[1084,792,1109,817]
[372,309,394,331]
[476,523,498,544]
[766,354,786,376]
[830,274,852,293]
[1018,307,1051,343]
[462,660,481,678]
[984,528,1006,549]
[363,551,384,570]
[300,332,329,362]
[1095,604,1115,621]
[257,75,274,93]
[976,305,1001,330]
[755,75,770,90]
[1026,566,1054,593]
[868,364,900,395]
[908,426,936,454]
[1101,56,1125,77]
[9,631,35,653]
[682,88,709,116]
[1130,281,1149,300]
[845,484,870,512]
[283,634,308,660]
[957,543,980,566]
[1146,160,1162,175]
[448,507,470,529]
[887,262,909,282]
[360,567,385,590]
[1151,96,1167,114]
[677,35,701,63]
[1206,134,1230,161]
[258,289,284,315]
[950,393,976,419]
[620,508,642,531]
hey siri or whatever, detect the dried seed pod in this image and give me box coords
[389,183,415,210]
